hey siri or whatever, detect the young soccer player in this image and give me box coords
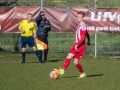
[54,11,90,78]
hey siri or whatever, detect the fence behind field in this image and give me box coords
[0,33,120,57]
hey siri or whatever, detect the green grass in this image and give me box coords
[0,53,120,90]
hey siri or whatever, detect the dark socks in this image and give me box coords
[22,52,26,63]
[35,51,44,63]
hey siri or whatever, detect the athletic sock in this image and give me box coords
[62,58,71,70]
[75,63,84,73]
[22,52,26,62]
[35,51,43,63]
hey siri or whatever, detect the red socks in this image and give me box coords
[75,63,84,73]
[62,58,71,70]
[62,58,84,74]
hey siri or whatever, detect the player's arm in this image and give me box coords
[33,31,36,39]
[86,31,90,46]
[75,30,87,51]
[35,14,41,27]
[46,20,51,31]
[33,23,37,39]
[18,21,25,34]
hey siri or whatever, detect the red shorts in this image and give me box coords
[69,44,86,60]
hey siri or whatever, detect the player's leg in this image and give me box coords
[37,38,44,63]
[54,45,75,75]
[44,48,48,62]
[62,53,74,70]
[28,36,44,63]
[21,48,26,63]
[54,53,74,75]
[74,58,86,78]
[74,58,84,73]
[21,36,27,63]
[74,44,86,78]
[43,38,49,62]
[32,46,44,63]
[38,50,42,62]
[61,45,76,71]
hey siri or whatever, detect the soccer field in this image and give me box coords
[0,53,120,90]
[1,0,120,89]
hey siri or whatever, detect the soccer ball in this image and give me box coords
[50,71,59,80]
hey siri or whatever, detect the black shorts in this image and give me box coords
[21,36,35,48]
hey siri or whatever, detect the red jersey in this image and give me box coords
[75,22,88,46]
[69,22,89,59]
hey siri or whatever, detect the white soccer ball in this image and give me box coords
[50,71,59,80]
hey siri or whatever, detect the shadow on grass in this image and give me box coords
[60,74,104,78]
[87,74,104,77]
[49,59,63,62]
[25,62,39,63]
[61,76,78,78]
[24,59,63,63]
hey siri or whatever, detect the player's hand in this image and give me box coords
[34,35,37,39]
[87,41,90,46]
[75,44,78,52]
[21,30,25,34]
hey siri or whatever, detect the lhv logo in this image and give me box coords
[90,12,120,23]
